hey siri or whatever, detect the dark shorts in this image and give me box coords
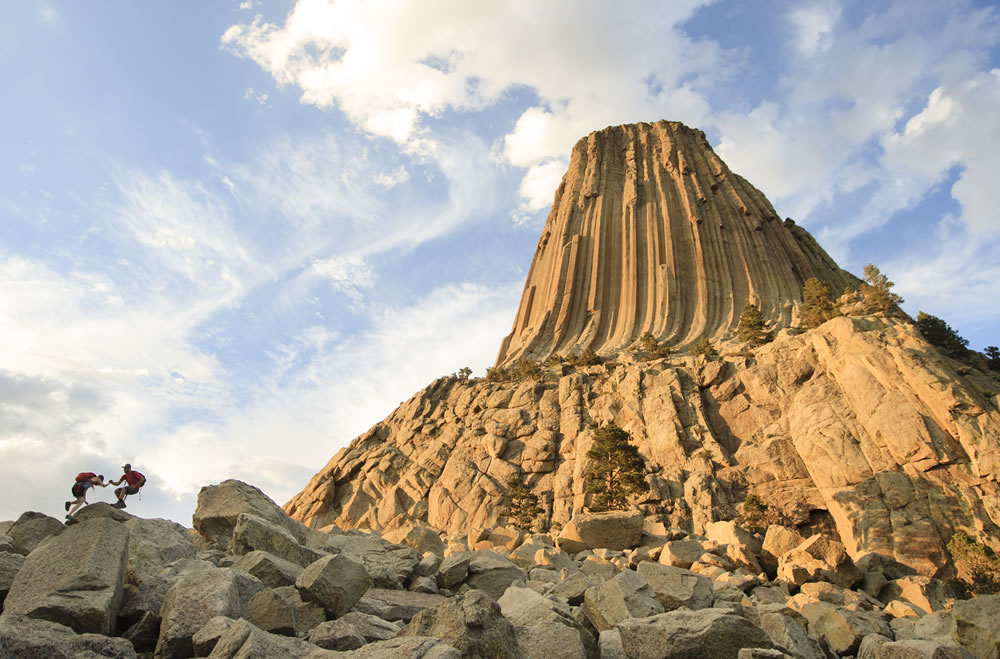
[71,481,87,497]
[122,485,140,495]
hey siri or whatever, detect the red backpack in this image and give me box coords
[75,472,97,482]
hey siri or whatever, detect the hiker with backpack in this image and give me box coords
[109,463,145,509]
[65,472,108,520]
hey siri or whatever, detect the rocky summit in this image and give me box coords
[4,122,1000,657]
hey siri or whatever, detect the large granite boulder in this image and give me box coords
[465,550,527,600]
[0,551,25,608]
[951,595,1000,659]
[636,561,714,611]
[760,611,828,659]
[233,550,304,588]
[232,512,325,567]
[123,516,197,585]
[118,558,216,635]
[247,588,299,636]
[616,608,775,659]
[583,568,664,631]
[436,552,471,590]
[201,617,323,658]
[800,600,893,656]
[353,587,448,623]
[193,479,311,550]
[3,517,128,634]
[398,588,523,658]
[0,613,137,659]
[154,566,265,659]
[498,585,597,658]
[6,511,64,555]
[295,553,372,619]
[556,510,644,554]
[879,576,955,614]
[335,636,462,658]
[323,532,421,587]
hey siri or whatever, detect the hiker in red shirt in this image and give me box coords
[65,472,108,520]
[109,463,146,509]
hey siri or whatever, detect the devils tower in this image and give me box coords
[284,121,1000,579]
[495,121,854,366]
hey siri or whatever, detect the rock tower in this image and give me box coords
[495,121,853,366]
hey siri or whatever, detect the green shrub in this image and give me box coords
[584,423,649,512]
[691,336,717,357]
[947,531,1000,597]
[568,347,601,366]
[485,366,508,382]
[738,493,789,534]
[453,366,472,381]
[916,312,969,359]
[509,357,542,380]
[633,331,672,360]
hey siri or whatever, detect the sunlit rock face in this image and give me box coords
[495,121,854,366]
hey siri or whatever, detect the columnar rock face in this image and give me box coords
[495,121,854,366]
[282,122,1000,580]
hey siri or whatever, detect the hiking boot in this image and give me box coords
[65,501,71,511]
[113,500,126,509]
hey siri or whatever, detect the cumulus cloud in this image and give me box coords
[222,0,719,219]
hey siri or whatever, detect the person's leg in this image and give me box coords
[67,495,86,517]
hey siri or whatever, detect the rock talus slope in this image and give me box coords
[285,316,1000,577]
[495,120,855,366]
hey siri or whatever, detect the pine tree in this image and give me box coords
[635,331,671,360]
[584,423,649,512]
[986,346,1000,371]
[861,264,904,313]
[801,278,837,328]
[500,476,543,529]
[737,303,772,346]
[916,312,969,359]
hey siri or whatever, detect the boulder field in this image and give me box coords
[1,479,997,657]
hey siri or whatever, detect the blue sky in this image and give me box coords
[2,0,998,525]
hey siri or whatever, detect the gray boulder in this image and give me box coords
[0,531,15,554]
[233,550,304,588]
[399,588,523,658]
[760,612,827,659]
[0,613,137,658]
[273,585,327,634]
[336,611,403,641]
[118,558,215,633]
[436,552,471,590]
[191,616,237,657]
[232,512,326,568]
[203,617,323,658]
[547,570,595,605]
[247,588,299,636]
[124,517,197,586]
[583,569,664,631]
[858,634,974,658]
[333,636,462,658]
[465,550,528,600]
[155,566,265,659]
[0,551,25,607]
[499,586,597,658]
[306,619,367,651]
[296,553,372,619]
[353,587,448,623]
[324,532,421,587]
[951,595,1000,659]
[617,608,775,659]
[599,629,627,659]
[636,561,714,611]
[3,516,128,634]
[192,479,311,550]
[7,511,64,555]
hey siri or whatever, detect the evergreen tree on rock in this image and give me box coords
[501,476,543,530]
[584,423,650,512]
[737,302,773,347]
[801,277,838,328]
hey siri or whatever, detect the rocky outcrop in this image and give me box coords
[494,121,855,366]
[284,314,1000,578]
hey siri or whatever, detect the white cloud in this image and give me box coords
[222,0,719,214]
[516,159,567,220]
[787,1,841,56]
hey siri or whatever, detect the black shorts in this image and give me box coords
[122,485,140,495]
[71,482,87,497]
